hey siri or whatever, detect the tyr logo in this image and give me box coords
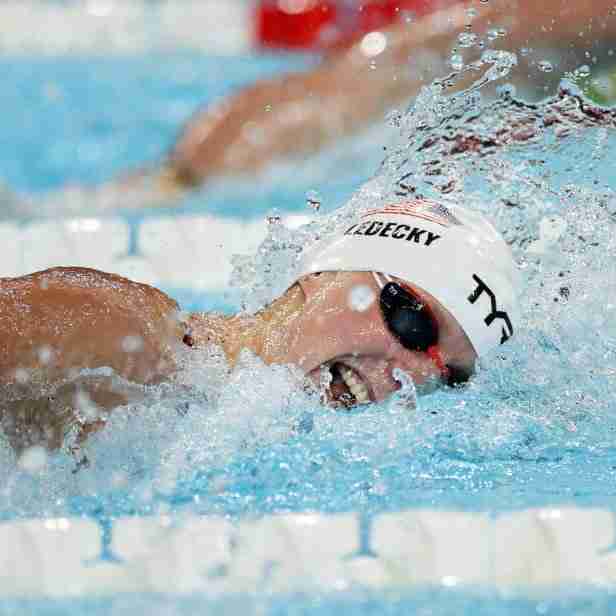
[468,274,513,344]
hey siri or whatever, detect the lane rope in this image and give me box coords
[0,508,614,598]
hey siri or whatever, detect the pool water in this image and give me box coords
[0,52,386,220]
[3,27,616,616]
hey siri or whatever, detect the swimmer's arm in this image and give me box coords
[155,0,616,192]
[161,3,479,188]
[0,267,191,451]
[0,267,186,387]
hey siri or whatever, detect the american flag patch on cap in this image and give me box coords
[362,200,461,228]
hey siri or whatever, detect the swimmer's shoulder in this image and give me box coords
[0,266,185,385]
[1,266,180,314]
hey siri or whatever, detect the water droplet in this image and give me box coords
[466,7,477,18]
[306,190,322,212]
[37,345,53,365]
[389,369,418,411]
[458,32,477,48]
[122,335,144,353]
[14,368,29,384]
[520,47,531,56]
[484,27,506,45]
[386,109,403,128]
[319,364,332,404]
[450,54,464,71]
[537,60,554,73]
[74,389,101,422]
[575,64,591,78]
[19,446,48,473]
[401,10,415,24]
[349,285,376,312]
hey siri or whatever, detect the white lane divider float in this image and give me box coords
[0,213,312,292]
[0,0,253,55]
[0,508,615,598]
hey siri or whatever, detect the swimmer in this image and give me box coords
[0,200,518,452]
[131,0,616,200]
[2,0,615,215]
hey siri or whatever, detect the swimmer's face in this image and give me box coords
[285,271,477,408]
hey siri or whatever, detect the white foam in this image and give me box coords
[0,508,615,598]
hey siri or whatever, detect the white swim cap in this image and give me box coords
[296,199,520,357]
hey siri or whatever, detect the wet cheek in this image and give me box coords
[355,317,390,352]
[300,314,348,359]
[405,357,441,385]
[387,345,441,385]
[385,338,408,359]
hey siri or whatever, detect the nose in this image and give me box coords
[350,344,442,404]
[362,341,443,402]
[386,339,444,386]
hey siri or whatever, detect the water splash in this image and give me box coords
[388,369,419,412]
[218,51,616,516]
[348,285,376,312]
[4,47,616,521]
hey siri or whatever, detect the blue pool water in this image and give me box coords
[7,591,616,616]
[0,53,384,220]
[3,43,616,614]
[0,54,310,191]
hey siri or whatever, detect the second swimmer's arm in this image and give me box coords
[157,0,616,192]
[163,2,478,188]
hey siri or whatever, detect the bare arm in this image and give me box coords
[160,0,616,189]
[10,0,614,214]
[0,267,188,450]
[0,267,186,387]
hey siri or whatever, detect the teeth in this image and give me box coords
[339,366,370,404]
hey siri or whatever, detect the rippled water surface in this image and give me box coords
[3,43,616,614]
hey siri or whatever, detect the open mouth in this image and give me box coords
[322,362,371,409]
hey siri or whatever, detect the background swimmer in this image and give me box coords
[110,0,616,202]
[0,200,518,453]
[2,0,616,214]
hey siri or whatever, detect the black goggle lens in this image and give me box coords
[379,282,439,352]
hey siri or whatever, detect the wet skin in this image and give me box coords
[0,267,476,450]
[184,270,477,405]
[279,271,477,404]
[0,267,186,450]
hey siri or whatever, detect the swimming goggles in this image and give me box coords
[372,272,451,384]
